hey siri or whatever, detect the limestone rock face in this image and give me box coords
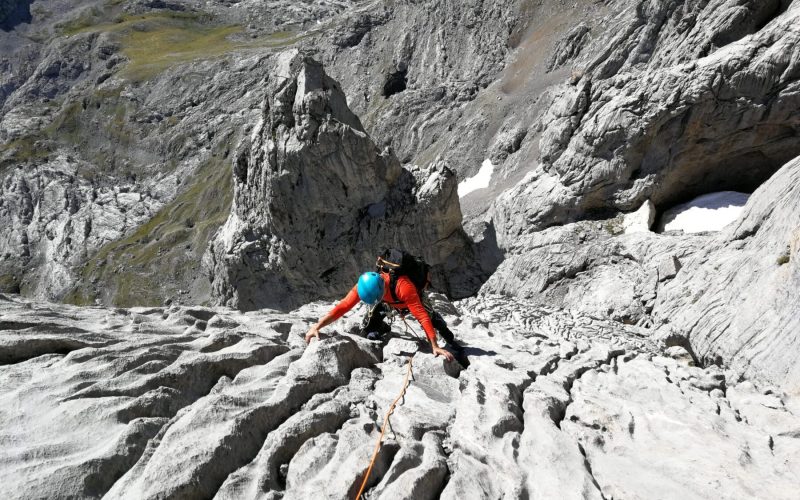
[205,53,476,311]
[0,157,163,299]
[1,1,800,497]
[653,157,800,393]
[481,155,800,391]
[1,293,798,499]
[475,1,800,395]
[493,1,800,243]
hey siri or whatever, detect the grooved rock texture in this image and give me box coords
[1,0,800,497]
[492,0,800,243]
[482,155,800,391]
[204,53,477,311]
[2,293,798,499]
[652,156,800,393]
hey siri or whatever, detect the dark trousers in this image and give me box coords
[361,302,456,344]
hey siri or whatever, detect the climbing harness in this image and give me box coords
[354,356,414,500]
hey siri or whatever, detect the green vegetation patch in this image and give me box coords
[118,21,303,81]
[120,18,242,81]
[65,148,233,307]
[0,136,51,170]
[62,9,304,81]
[0,274,21,294]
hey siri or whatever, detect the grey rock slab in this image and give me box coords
[1,293,799,498]
[282,417,394,500]
[214,395,357,498]
[562,356,800,500]
[0,297,274,499]
[106,335,379,499]
[518,379,603,500]
[656,254,682,282]
[370,432,448,500]
[653,156,800,393]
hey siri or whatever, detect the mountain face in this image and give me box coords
[203,52,480,311]
[1,0,800,498]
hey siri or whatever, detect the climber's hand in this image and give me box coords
[305,324,321,344]
[433,346,455,362]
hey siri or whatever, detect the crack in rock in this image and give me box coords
[1,294,798,499]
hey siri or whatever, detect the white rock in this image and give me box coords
[622,199,656,234]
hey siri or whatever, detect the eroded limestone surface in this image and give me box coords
[1,293,797,499]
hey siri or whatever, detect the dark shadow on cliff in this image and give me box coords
[460,346,496,358]
[1,0,33,31]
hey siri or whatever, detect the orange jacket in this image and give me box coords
[328,272,436,341]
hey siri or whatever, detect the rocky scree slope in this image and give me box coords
[1,292,798,499]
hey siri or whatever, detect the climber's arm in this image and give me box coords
[396,278,454,362]
[305,286,359,343]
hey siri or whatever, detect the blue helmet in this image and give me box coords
[357,272,384,305]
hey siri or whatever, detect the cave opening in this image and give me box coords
[0,0,33,31]
[650,149,792,233]
[382,69,408,98]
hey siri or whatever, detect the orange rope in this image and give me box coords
[355,356,414,500]
[401,314,424,342]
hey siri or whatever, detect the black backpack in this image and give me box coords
[376,248,431,304]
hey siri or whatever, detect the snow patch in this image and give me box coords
[458,159,494,197]
[658,191,750,233]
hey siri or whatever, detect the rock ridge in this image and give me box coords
[205,52,479,311]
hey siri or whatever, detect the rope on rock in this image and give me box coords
[355,356,414,500]
[400,314,424,342]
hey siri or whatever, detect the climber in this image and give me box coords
[304,251,463,362]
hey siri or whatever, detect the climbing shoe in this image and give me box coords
[366,331,383,341]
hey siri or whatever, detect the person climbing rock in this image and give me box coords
[304,249,463,362]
